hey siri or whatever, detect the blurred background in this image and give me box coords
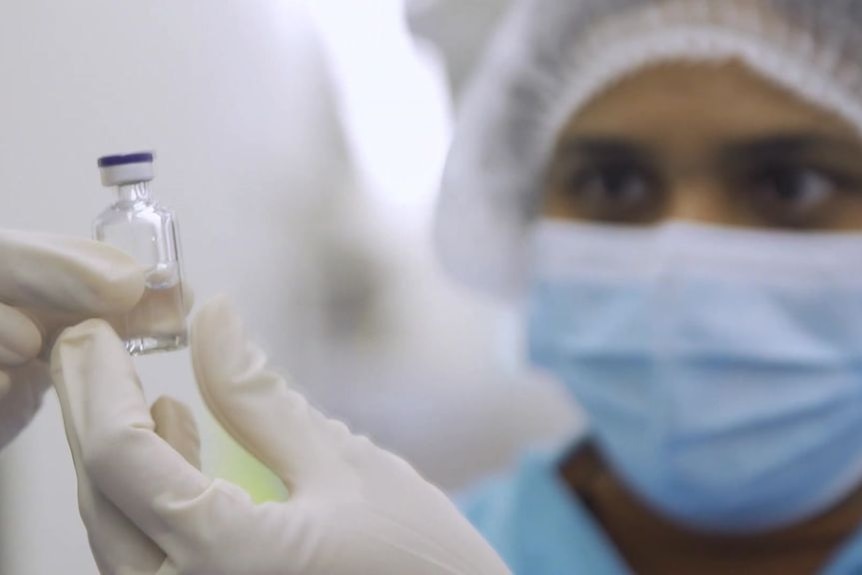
[0,1,579,572]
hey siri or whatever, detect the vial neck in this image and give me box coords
[116,181,152,205]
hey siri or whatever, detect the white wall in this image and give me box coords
[0,2,578,573]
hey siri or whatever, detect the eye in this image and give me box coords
[745,167,839,227]
[563,165,664,223]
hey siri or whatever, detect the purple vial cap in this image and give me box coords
[98,152,155,168]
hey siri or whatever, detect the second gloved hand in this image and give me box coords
[51,297,512,575]
[0,230,145,450]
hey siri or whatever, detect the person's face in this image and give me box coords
[543,60,862,230]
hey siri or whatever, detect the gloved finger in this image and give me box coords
[69,465,167,575]
[0,302,43,366]
[192,296,356,494]
[151,396,202,470]
[50,319,222,550]
[0,230,145,315]
[0,363,52,451]
[36,282,194,354]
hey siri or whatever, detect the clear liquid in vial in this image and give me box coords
[120,264,187,355]
[95,153,188,355]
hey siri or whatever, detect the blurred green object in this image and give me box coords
[212,422,288,504]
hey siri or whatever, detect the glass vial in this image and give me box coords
[93,152,188,355]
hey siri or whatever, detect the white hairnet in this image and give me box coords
[434,0,862,298]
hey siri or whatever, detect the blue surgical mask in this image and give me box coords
[527,219,862,533]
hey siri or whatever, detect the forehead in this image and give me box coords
[560,60,860,147]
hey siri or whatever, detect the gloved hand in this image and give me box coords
[0,230,144,450]
[51,297,512,575]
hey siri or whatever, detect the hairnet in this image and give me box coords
[434,0,862,298]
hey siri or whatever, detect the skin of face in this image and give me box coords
[543,60,862,231]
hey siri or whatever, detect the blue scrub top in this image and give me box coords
[459,450,862,575]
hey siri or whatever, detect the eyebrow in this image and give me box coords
[721,134,862,165]
[555,133,862,172]
[555,137,654,164]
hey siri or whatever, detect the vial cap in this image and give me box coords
[98,151,155,186]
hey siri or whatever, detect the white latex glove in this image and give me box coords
[51,297,512,575]
[0,230,144,450]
